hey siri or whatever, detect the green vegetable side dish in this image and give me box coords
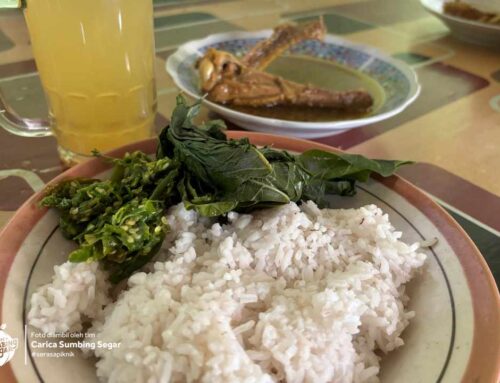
[41,95,412,283]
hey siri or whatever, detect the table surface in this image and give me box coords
[0,0,498,285]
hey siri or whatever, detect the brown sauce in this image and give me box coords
[228,55,385,122]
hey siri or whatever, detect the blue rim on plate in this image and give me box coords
[166,30,421,137]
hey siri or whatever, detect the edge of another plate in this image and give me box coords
[421,0,500,30]
[0,133,498,382]
[165,30,420,134]
[421,0,500,46]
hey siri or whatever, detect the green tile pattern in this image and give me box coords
[0,29,14,52]
[0,74,48,119]
[153,0,204,5]
[288,13,374,35]
[154,14,240,49]
[491,69,500,83]
[446,208,500,287]
[393,52,429,65]
[154,12,215,29]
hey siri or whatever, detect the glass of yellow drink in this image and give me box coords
[0,0,156,165]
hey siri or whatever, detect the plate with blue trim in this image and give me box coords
[166,30,420,138]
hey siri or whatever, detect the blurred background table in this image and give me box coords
[0,0,498,284]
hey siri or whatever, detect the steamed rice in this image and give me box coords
[28,261,110,334]
[28,201,426,383]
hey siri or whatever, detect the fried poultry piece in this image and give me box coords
[242,19,326,70]
[197,20,373,112]
[199,48,372,110]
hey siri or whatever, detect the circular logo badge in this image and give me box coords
[0,324,18,367]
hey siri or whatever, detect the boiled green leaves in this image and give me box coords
[157,95,411,216]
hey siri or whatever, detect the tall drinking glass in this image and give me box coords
[0,0,157,165]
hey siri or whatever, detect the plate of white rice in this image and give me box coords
[0,132,498,383]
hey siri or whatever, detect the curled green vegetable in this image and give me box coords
[41,151,179,282]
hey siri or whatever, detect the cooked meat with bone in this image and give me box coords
[242,19,326,70]
[197,20,373,112]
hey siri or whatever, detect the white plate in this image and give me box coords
[421,0,500,46]
[0,134,499,382]
[166,30,420,138]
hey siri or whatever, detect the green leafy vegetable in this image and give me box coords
[41,94,412,283]
[41,151,179,282]
[157,95,411,214]
[297,149,413,181]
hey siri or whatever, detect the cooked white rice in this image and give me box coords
[28,201,426,383]
[28,261,110,334]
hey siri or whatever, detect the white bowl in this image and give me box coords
[166,30,420,138]
[421,0,500,46]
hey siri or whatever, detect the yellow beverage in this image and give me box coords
[24,0,156,160]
